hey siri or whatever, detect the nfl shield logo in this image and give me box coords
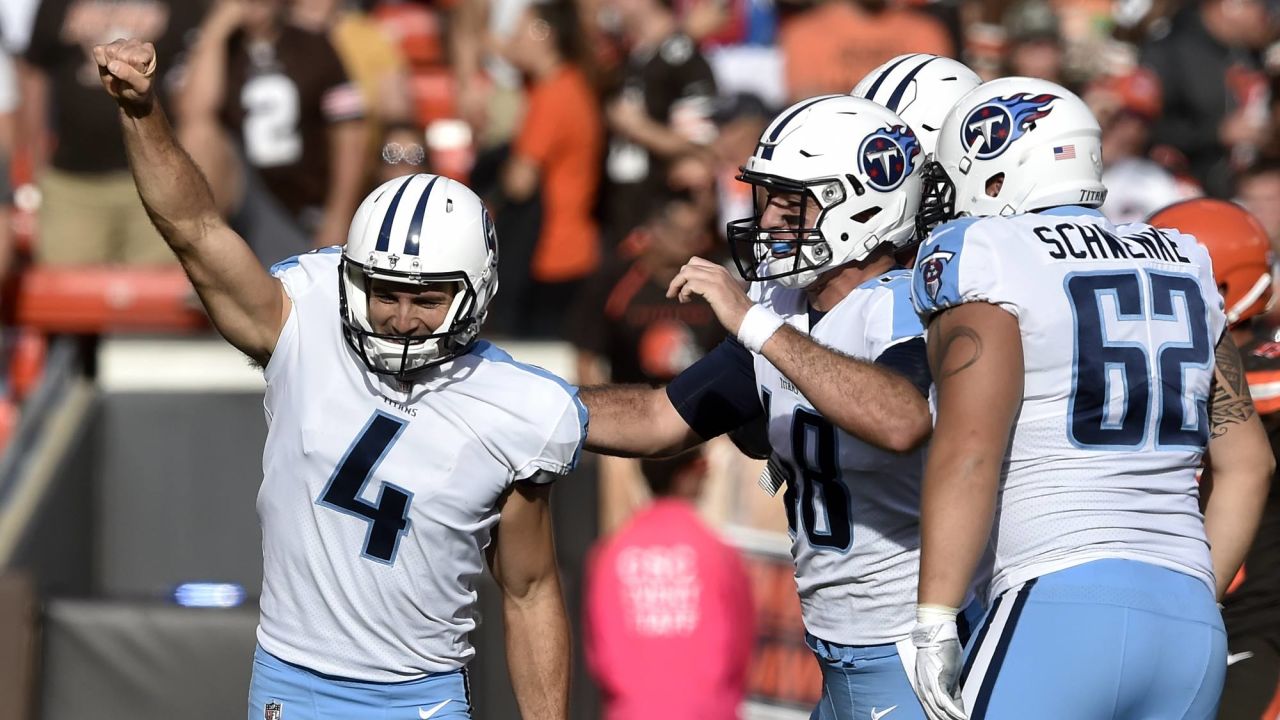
[265,701,283,720]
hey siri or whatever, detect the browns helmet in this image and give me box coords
[1149,198,1275,327]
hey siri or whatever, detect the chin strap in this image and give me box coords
[1228,272,1273,326]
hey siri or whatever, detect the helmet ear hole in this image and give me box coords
[985,172,1006,198]
[851,206,882,224]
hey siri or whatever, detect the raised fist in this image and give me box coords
[93,38,158,113]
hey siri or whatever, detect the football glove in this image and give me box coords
[912,604,967,720]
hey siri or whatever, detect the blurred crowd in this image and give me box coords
[4,0,1280,354]
[5,0,1280,714]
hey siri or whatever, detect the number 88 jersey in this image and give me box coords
[752,270,928,647]
[912,206,1227,600]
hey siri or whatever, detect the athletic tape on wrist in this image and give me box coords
[916,603,960,625]
[737,304,785,353]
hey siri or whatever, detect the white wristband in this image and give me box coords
[737,304,785,353]
[916,603,960,625]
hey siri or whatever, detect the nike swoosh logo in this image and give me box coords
[871,706,898,720]
[1228,651,1255,666]
[419,700,451,719]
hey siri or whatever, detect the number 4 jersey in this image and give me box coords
[258,249,586,681]
[912,205,1227,599]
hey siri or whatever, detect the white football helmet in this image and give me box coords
[339,174,499,378]
[851,53,981,158]
[728,95,924,289]
[918,76,1106,233]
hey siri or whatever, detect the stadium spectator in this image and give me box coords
[292,0,416,190]
[586,452,754,719]
[778,0,952,103]
[709,93,771,237]
[1238,161,1280,248]
[176,0,366,262]
[1002,0,1065,85]
[570,191,721,387]
[371,0,457,126]
[451,0,557,149]
[495,0,602,338]
[1087,67,1192,223]
[667,92,772,241]
[601,0,718,246]
[1143,0,1275,198]
[21,0,206,265]
[569,191,722,533]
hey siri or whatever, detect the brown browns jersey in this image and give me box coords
[219,26,363,219]
[1221,329,1280,638]
[569,257,726,384]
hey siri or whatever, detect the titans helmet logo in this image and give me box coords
[961,93,1058,160]
[858,125,921,192]
[918,249,955,302]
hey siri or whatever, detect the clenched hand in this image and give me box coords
[93,38,158,115]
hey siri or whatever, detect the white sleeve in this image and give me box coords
[514,388,588,483]
[271,247,342,301]
[264,248,340,386]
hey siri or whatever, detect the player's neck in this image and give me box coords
[805,255,895,311]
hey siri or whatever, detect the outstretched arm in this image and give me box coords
[489,482,569,720]
[579,385,703,457]
[1200,332,1273,600]
[760,327,931,452]
[95,39,288,366]
[668,257,932,452]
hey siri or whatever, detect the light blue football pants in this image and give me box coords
[248,644,471,720]
[807,602,985,720]
[959,559,1226,719]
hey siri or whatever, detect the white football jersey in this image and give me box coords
[912,206,1226,598]
[256,249,586,681]
[752,269,927,645]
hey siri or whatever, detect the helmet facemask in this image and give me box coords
[338,255,485,380]
[915,160,957,238]
[727,171,846,289]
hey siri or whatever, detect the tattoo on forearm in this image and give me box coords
[932,319,984,380]
[1209,334,1256,439]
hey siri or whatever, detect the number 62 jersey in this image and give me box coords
[912,206,1227,599]
[256,250,587,682]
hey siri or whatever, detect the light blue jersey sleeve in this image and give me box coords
[911,217,1015,323]
[863,269,926,358]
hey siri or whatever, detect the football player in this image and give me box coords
[583,93,977,720]
[1149,198,1280,720]
[909,78,1274,719]
[95,39,582,720]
